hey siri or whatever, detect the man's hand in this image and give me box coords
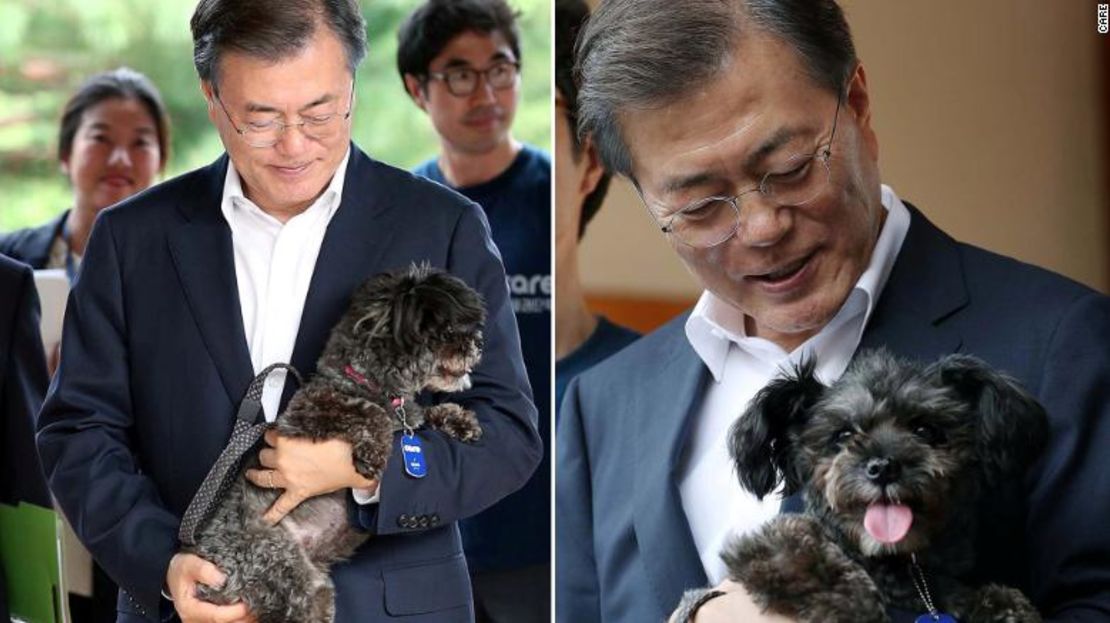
[669,580,794,623]
[245,429,378,524]
[166,552,256,623]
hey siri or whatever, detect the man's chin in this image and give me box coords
[741,299,841,345]
[458,131,508,156]
[260,175,330,205]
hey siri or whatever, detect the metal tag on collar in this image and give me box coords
[401,433,427,479]
[392,397,426,478]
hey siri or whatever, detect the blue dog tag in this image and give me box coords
[915,614,957,623]
[401,434,427,479]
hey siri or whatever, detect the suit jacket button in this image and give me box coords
[431,514,440,525]
[419,515,429,528]
[397,514,410,528]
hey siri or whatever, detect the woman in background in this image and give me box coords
[0,66,170,623]
[0,67,169,280]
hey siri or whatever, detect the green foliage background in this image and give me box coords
[0,0,551,232]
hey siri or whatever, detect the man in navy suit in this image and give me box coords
[556,1,1110,622]
[0,255,52,622]
[36,1,541,622]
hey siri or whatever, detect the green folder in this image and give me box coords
[0,502,67,623]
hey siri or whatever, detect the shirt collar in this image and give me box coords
[685,184,911,381]
[219,145,351,226]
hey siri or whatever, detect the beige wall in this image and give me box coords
[579,0,1109,298]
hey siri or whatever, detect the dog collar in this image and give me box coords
[344,364,371,388]
[344,364,406,412]
[343,364,394,400]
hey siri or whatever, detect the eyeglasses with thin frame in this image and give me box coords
[646,91,845,249]
[215,82,355,149]
[427,61,520,97]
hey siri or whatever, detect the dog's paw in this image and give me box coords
[353,455,387,483]
[723,515,887,623]
[423,403,483,442]
[352,440,390,482]
[966,584,1041,623]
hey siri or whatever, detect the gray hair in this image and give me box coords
[190,0,368,88]
[575,0,857,180]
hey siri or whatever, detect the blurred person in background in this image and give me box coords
[0,66,169,623]
[0,254,51,622]
[0,67,170,282]
[398,1,550,621]
[552,0,638,420]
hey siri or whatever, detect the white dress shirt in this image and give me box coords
[220,148,350,420]
[678,184,911,583]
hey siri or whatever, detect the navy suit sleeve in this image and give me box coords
[1,262,51,508]
[1027,292,1110,620]
[36,217,178,620]
[358,202,542,535]
[555,376,601,623]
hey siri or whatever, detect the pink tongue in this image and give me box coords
[864,503,914,544]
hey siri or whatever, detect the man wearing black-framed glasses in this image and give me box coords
[36,1,541,622]
[557,1,1110,622]
[397,2,552,623]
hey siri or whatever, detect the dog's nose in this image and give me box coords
[864,457,901,484]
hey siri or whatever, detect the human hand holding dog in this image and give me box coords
[246,429,379,524]
[669,580,795,623]
[166,552,257,623]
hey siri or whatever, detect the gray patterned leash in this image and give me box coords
[178,363,302,546]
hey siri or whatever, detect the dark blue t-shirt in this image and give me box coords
[414,145,550,573]
[555,316,639,423]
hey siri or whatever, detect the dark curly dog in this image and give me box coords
[187,264,486,622]
[678,349,1047,623]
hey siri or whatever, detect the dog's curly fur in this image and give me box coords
[185,265,487,623]
[697,349,1048,622]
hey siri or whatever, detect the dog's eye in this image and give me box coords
[830,427,856,449]
[912,424,946,446]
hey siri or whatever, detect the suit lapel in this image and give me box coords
[857,204,967,358]
[17,211,67,269]
[40,212,69,267]
[632,320,712,614]
[167,155,254,406]
[281,148,397,406]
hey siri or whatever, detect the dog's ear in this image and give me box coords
[385,269,486,348]
[389,286,423,347]
[349,273,399,342]
[729,358,825,499]
[927,354,1048,486]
